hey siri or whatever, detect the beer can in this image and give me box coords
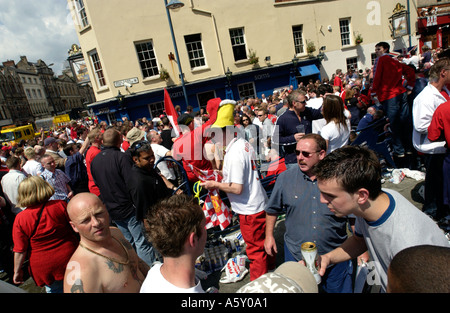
[301,242,321,284]
[234,238,241,252]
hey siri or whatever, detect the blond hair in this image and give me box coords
[24,147,36,159]
[17,176,55,207]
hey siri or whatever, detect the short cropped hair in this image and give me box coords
[63,143,75,157]
[300,133,327,152]
[428,58,450,83]
[145,194,204,258]
[376,41,390,52]
[17,176,55,207]
[388,245,450,293]
[87,128,102,142]
[24,147,36,159]
[102,128,121,147]
[287,90,307,108]
[5,156,21,170]
[313,146,382,199]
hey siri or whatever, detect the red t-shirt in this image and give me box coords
[428,99,450,145]
[12,200,78,287]
[85,145,101,196]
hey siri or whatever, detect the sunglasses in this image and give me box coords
[133,140,148,150]
[242,119,249,122]
[295,150,321,158]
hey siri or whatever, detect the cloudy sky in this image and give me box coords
[0,0,80,75]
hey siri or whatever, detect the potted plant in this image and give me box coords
[306,41,316,54]
[355,33,363,45]
[159,65,170,81]
[248,49,259,64]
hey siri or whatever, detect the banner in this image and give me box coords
[164,88,180,137]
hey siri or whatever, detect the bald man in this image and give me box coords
[63,193,149,293]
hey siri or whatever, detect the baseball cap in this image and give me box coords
[44,137,57,146]
[236,262,318,293]
[177,113,194,126]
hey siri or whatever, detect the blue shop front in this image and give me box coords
[89,58,322,124]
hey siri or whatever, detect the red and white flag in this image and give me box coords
[188,164,232,230]
[164,88,180,137]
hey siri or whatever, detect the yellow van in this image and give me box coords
[0,124,38,146]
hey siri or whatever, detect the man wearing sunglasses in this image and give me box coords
[265,133,355,293]
[272,90,323,170]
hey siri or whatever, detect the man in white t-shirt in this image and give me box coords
[140,194,206,293]
[201,100,275,281]
[314,146,449,292]
[1,156,26,215]
[148,130,176,182]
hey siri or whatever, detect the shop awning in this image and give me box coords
[298,64,320,77]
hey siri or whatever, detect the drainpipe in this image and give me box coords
[189,0,226,74]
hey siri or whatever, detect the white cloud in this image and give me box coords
[0,0,79,75]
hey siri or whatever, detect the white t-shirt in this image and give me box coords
[151,143,176,180]
[140,263,205,293]
[355,189,449,292]
[319,120,350,154]
[306,97,323,110]
[222,138,268,215]
[22,159,43,176]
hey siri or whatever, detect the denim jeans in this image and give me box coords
[381,92,412,156]
[45,280,64,293]
[422,153,446,219]
[284,242,353,293]
[114,214,159,266]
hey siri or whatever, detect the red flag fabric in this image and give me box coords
[164,88,180,137]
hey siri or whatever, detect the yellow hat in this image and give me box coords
[211,100,236,128]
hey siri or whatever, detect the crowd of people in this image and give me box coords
[0,41,449,294]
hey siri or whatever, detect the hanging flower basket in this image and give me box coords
[159,65,170,80]
[306,41,316,54]
[248,49,259,64]
[355,33,363,45]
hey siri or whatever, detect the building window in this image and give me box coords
[75,0,89,28]
[238,82,256,100]
[148,101,165,118]
[339,18,351,47]
[346,57,358,71]
[185,34,206,69]
[229,28,247,62]
[89,50,106,88]
[371,53,377,65]
[135,41,159,79]
[197,91,216,110]
[292,25,304,55]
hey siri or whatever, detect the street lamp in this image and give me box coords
[164,0,192,109]
[166,0,184,10]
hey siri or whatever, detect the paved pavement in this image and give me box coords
[8,176,428,293]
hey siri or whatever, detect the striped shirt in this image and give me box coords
[40,169,71,201]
